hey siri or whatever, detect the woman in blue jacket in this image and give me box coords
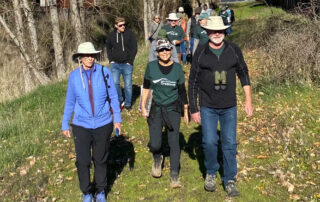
[61,42,122,202]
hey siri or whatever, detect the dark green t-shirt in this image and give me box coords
[209,44,225,57]
[144,60,185,105]
[161,24,185,53]
[194,25,209,45]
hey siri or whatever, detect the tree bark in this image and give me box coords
[143,0,149,46]
[21,0,41,70]
[13,0,24,50]
[49,2,66,80]
[70,0,85,45]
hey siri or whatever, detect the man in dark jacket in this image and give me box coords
[106,17,137,110]
[188,16,253,197]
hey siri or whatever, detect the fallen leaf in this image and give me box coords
[9,172,16,176]
[290,194,300,200]
[19,168,29,176]
[256,155,270,159]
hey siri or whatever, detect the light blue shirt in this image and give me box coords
[61,63,121,130]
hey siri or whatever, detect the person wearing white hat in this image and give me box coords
[162,13,185,64]
[62,42,122,202]
[188,16,253,197]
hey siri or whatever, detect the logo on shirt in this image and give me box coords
[200,30,207,35]
[152,78,176,86]
[167,31,179,36]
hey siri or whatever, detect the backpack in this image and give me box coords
[230,9,235,23]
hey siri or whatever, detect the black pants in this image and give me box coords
[72,123,113,194]
[147,110,181,173]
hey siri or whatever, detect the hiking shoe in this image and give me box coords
[95,191,106,202]
[204,174,217,192]
[83,193,93,202]
[170,175,182,188]
[225,180,240,197]
[151,155,163,178]
[124,105,132,111]
[220,70,227,90]
[214,71,220,90]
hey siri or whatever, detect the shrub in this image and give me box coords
[247,13,320,85]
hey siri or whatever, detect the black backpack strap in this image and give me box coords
[101,66,111,103]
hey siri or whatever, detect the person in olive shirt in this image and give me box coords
[141,38,189,188]
[162,13,185,64]
[193,13,209,54]
[188,16,253,197]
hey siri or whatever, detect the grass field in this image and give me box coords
[0,1,319,201]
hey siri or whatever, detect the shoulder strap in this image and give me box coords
[150,23,161,38]
[101,66,111,103]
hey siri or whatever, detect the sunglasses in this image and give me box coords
[208,30,225,34]
[81,54,96,59]
[158,48,171,52]
[118,24,125,28]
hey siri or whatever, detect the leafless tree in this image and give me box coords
[70,0,85,45]
[49,1,66,80]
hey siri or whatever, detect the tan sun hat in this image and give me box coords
[72,42,102,62]
[166,13,179,21]
[201,16,230,31]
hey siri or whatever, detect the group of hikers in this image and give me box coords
[61,4,253,202]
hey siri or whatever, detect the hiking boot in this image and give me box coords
[214,71,220,90]
[124,105,132,111]
[225,180,240,197]
[220,70,227,90]
[170,175,182,188]
[95,191,106,202]
[83,193,93,202]
[151,155,163,178]
[204,174,216,192]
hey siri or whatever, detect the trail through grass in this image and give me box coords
[0,2,319,201]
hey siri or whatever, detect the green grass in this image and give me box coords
[1,1,320,201]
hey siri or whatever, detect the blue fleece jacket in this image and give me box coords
[61,63,121,131]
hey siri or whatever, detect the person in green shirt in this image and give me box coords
[141,38,189,188]
[162,13,185,64]
[193,12,209,54]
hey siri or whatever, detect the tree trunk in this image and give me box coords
[156,2,160,15]
[49,2,66,80]
[23,67,35,92]
[0,15,31,65]
[21,0,41,70]
[150,0,155,20]
[70,0,85,45]
[143,0,149,46]
[79,0,86,28]
[13,0,24,49]
[0,14,49,89]
[161,0,167,21]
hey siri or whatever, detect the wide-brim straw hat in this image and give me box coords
[166,13,179,21]
[201,16,230,31]
[72,42,102,62]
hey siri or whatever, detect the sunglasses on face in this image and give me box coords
[118,23,125,28]
[209,30,225,34]
[158,48,171,52]
[81,54,96,59]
